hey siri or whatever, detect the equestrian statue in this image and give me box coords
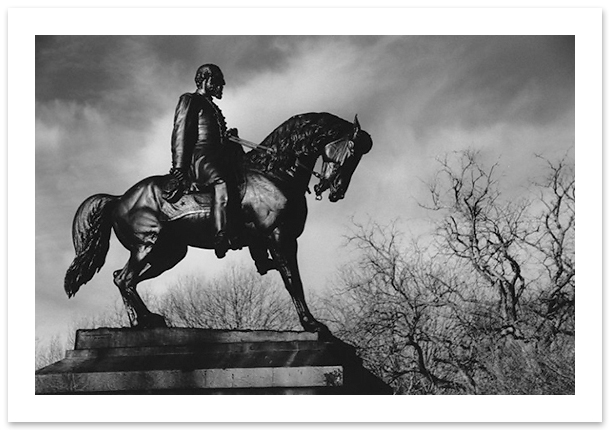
[64,64,373,335]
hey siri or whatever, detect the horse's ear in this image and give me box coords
[352,114,361,138]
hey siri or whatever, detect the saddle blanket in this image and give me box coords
[161,192,213,221]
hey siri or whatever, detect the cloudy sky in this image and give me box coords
[35,35,574,340]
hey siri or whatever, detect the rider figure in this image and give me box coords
[165,63,236,259]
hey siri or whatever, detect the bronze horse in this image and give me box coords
[64,112,373,334]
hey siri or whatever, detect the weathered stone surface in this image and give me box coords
[36,366,344,394]
[36,328,391,395]
[74,328,318,349]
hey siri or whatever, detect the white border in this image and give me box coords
[8,7,601,423]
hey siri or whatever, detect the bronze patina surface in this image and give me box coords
[64,106,372,335]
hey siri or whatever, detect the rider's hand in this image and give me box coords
[227,128,239,138]
[164,167,189,202]
[170,167,188,186]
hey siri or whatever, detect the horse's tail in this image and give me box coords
[64,194,118,298]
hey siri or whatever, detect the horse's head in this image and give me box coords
[314,115,373,202]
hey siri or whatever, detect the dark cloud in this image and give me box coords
[36,36,127,102]
[217,35,386,86]
[411,36,574,137]
[36,36,312,100]
[37,36,179,130]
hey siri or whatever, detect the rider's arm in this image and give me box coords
[170,93,197,173]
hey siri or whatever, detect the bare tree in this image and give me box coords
[323,151,575,394]
[35,335,66,371]
[322,220,480,394]
[527,155,575,341]
[35,300,128,370]
[422,151,575,391]
[157,265,301,331]
[424,150,535,328]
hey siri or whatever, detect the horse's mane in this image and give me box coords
[244,112,352,174]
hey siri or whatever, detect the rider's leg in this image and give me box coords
[196,157,232,258]
[214,180,230,258]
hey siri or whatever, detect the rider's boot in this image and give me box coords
[213,181,230,259]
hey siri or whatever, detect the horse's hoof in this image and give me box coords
[137,313,168,329]
[301,318,332,340]
[315,324,333,341]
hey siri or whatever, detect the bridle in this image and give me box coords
[228,133,356,199]
[312,135,356,199]
[321,135,355,168]
[294,135,353,177]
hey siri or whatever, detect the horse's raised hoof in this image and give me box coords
[136,312,168,329]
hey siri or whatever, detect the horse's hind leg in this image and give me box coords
[138,240,188,283]
[113,248,167,329]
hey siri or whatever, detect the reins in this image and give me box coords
[228,135,349,180]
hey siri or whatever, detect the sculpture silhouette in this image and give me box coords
[64,112,373,335]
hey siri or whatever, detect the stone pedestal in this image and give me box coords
[35,328,391,395]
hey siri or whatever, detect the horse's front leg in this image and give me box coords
[268,229,330,336]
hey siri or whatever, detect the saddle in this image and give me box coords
[160,191,213,221]
[159,174,244,224]
[160,183,245,252]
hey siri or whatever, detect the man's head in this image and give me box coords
[195,64,225,99]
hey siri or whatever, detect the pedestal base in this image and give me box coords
[35,328,391,395]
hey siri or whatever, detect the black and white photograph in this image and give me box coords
[7,5,602,423]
